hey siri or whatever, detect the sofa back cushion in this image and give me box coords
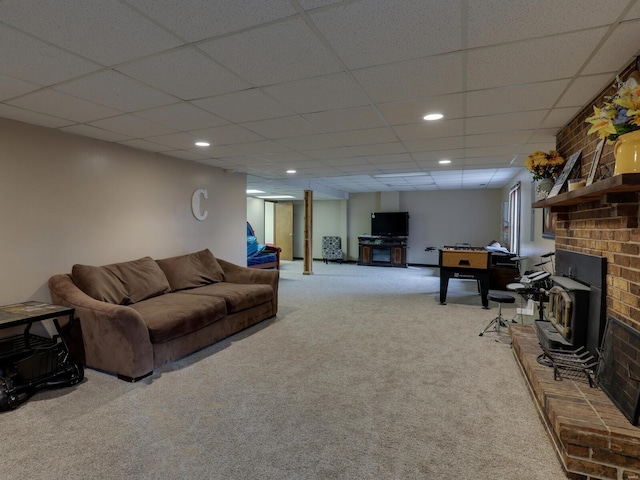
[72,256,171,304]
[71,264,131,305]
[155,249,225,291]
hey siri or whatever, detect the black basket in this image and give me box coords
[15,343,62,382]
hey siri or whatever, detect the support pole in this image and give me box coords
[303,189,313,275]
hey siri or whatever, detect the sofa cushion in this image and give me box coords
[72,256,170,305]
[131,292,227,344]
[181,282,273,314]
[72,264,131,305]
[155,249,225,291]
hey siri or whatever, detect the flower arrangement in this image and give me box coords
[585,74,640,143]
[525,150,565,181]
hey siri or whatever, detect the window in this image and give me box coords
[508,182,521,254]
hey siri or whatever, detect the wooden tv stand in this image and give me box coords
[357,236,407,267]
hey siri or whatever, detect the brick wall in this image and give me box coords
[554,59,640,332]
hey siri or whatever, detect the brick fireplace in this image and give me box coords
[510,58,640,479]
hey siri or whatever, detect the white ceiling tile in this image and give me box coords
[626,3,640,19]
[555,74,614,108]
[378,94,465,126]
[464,145,522,158]
[242,116,320,139]
[465,111,548,135]
[144,132,201,149]
[374,162,420,171]
[412,149,466,161]
[278,134,342,151]
[464,131,533,148]
[528,129,559,143]
[354,53,464,103]
[193,89,295,123]
[252,152,310,163]
[134,103,228,131]
[404,136,465,153]
[329,127,398,146]
[198,18,342,86]
[299,0,344,9]
[466,29,607,90]
[118,48,250,100]
[0,1,182,66]
[582,20,640,75]
[363,153,414,164]
[321,157,371,167]
[232,141,292,156]
[89,115,175,138]
[303,147,358,159]
[310,0,461,68]
[541,107,581,129]
[350,143,407,156]
[55,71,177,112]
[60,124,132,142]
[0,104,73,128]
[163,150,209,161]
[192,124,265,145]
[0,25,99,86]
[118,139,174,152]
[466,80,569,117]
[8,89,121,123]
[262,73,370,113]
[0,74,42,101]
[462,158,513,168]
[467,0,629,48]
[303,106,385,132]
[202,145,248,158]
[127,0,295,42]
[394,119,464,142]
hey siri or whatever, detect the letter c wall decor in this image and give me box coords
[191,189,208,221]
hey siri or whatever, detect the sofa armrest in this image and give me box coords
[217,258,279,315]
[48,274,154,379]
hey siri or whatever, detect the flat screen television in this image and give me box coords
[371,212,409,237]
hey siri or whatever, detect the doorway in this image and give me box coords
[274,202,293,260]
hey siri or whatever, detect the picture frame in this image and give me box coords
[547,150,582,198]
[542,208,556,239]
[586,139,605,186]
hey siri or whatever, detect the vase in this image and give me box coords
[613,130,640,175]
[535,178,555,200]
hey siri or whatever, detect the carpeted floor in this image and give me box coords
[1,261,565,479]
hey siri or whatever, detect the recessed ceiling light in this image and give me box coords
[286,170,296,174]
[423,113,444,121]
[439,159,452,164]
[195,141,210,147]
[246,189,265,194]
[257,195,295,199]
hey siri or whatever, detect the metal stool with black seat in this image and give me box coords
[479,293,516,336]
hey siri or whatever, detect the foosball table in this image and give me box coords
[439,246,491,308]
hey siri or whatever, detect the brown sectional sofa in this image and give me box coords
[48,249,278,381]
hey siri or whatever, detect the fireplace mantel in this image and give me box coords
[532,173,640,210]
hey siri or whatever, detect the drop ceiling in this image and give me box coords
[1,0,640,200]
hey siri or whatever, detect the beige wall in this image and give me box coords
[0,118,246,306]
[292,199,347,259]
[502,169,556,272]
[346,190,504,264]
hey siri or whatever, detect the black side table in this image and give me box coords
[0,301,84,411]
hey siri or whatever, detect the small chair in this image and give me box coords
[479,293,516,336]
[322,236,343,264]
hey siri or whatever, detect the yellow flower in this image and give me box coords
[586,106,617,139]
[525,150,565,180]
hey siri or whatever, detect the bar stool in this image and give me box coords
[479,293,516,336]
